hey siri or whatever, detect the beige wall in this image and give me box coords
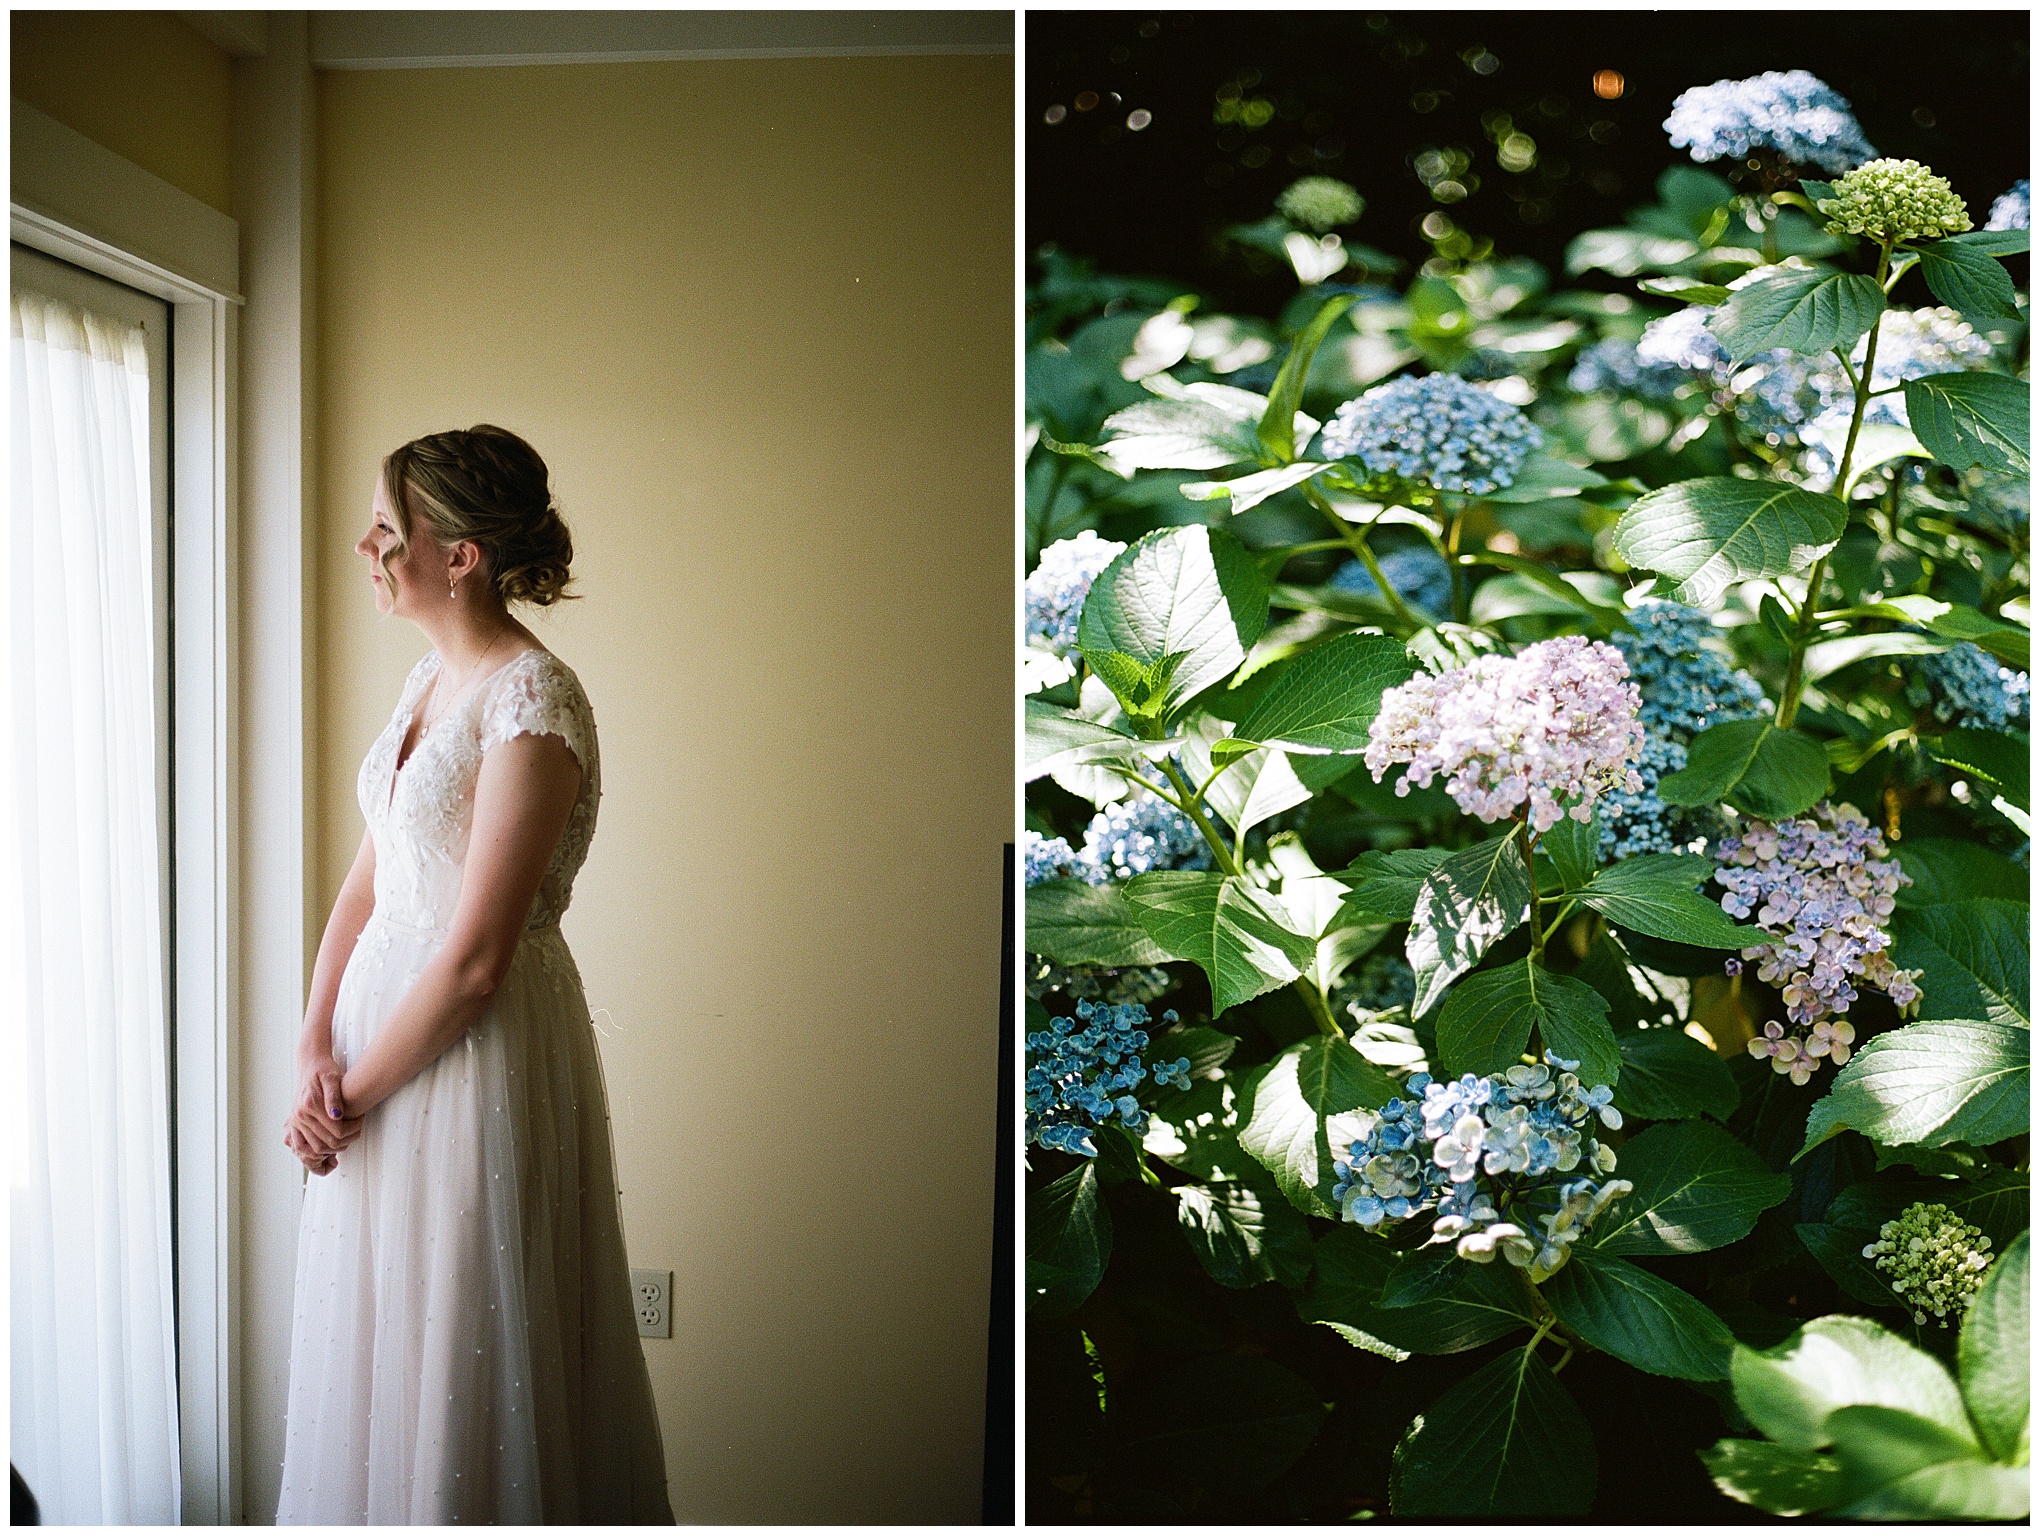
[314,56,1011,1523]
[11,10,235,216]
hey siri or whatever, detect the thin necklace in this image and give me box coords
[425,630,519,727]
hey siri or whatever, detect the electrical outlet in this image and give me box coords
[631,1267,672,1339]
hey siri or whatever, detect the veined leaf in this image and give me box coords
[1706,266,1885,361]
[1298,1227,1538,1359]
[1122,871,1316,1014]
[1574,853,1764,950]
[1893,839,2029,908]
[1437,958,1619,1086]
[1259,293,1359,463]
[1078,524,1272,714]
[1728,1315,1972,1452]
[1798,1020,2030,1159]
[1181,460,1337,515]
[1095,381,1269,473]
[1591,1119,1791,1255]
[1613,1027,1741,1123]
[1542,1247,1738,1380]
[1655,717,1830,819]
[1239,1037,1397,1217]
[1614,478,1847,608]
[1926,727,2029,811]
[1407,833,1534,1016]
[1337,846,1451,925]
[1389,1346,1596,1516]
[1235,631,1415,755]
[1026,879,1173,967]
[1958,1230,2029,1466]
[1903,372,2030,478]
[1889,901,2029,1027]
[1028,1164,1111,1316]
[1915,238,2024,321]
[1700,1439,1843,1517]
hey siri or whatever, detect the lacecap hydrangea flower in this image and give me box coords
[1026,999,1190,1156]
[1328,544,1454,617]
[1715,802,1923,1083]
[1567,336,1689,401]
[1082,790,1214,880]
[1277,175,1365,232]
[1986,178,2030,232]
[1332,1055,1631,1282]
[1663,70,1876,175]
[1821,158,1972,243]
[1023,829,1088,887]
[1318,373,1544,496]
[1366,635,1646,832]
[1025,531,1126,657]
[1863,1201,1995,1326]
[1905,640,2031,731]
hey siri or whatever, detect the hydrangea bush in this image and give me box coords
[1025,62,2029,1524]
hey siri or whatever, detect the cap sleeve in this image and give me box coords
[477,651,596,778]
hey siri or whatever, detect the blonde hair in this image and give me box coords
[378,424,576,606]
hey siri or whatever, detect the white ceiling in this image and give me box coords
[304,10,1012,69]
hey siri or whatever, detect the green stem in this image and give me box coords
[1776,237,1891,731]
[1552,1342,1576,1374]
[1540,898,1578,948]
[1304,481,1421,630]
[1448,503,1470,625]
[1520,820,1545,960]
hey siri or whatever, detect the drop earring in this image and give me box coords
[449,575,457,600]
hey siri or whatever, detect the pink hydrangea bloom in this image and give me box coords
[1716,802,1924,1080]
[1364,636,1646,832]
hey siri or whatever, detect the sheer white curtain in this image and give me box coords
[8,287,180,1523]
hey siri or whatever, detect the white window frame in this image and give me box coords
[13,101,241,1526]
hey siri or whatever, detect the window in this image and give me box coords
[8,244,180,1523]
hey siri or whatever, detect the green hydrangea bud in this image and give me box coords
[1862,1201,1995,1326]
[1822,158,1973,243]
[1277,176,1365,233]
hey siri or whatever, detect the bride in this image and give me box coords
[274,426,673,1524]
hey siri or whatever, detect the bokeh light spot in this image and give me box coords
[1592,69,1624,99]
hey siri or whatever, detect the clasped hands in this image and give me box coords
[285,1055,365,1176]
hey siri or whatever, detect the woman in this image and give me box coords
[275,426,673,1524]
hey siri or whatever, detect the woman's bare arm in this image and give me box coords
[285,827,379,1172]
[339,732,581,1117]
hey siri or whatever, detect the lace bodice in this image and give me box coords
[355,647,600,932]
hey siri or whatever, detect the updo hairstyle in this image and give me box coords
[380,424,577,607]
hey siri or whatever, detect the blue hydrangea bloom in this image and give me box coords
[1614,600,1771,742]
[1596,731,1730,860]
[1636,307,1822,441]
[1986,179,2030,232]
[1328,545,1454,617]
[1331,1056,1630,1280]
[1664,70,1876,174]
[1637,307,1733,377]
[1907,641,2032,730]
[1082,791,1214,880]
[1318,373,1543,496]
[1023,830,1088,887]
[1334,950,1418,1015]
[1567,337,1688,401]
[1026,999,1179,1156]
[1025,531,1126,657]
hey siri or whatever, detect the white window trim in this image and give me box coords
[12,99,244,1528]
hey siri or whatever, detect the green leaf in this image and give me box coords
[1175,715,1319,840]
[1122,871,1316,1014]
[1180,460,1338,515]
[1729,1314,1973,1452]
[1238,1037,1397,1218]
[1706,266,1885,361]
[1336,846,1450,924]
[1890,901,2029,1027]
[1300,1228,1537,1356]
[1174,1173,1316,1290]
[1637,276,1731,304]
[1481,451,1610,504]
[1945,227,2031,257]
[1700,1439,1843,1516]
[1095,382,1270,473]
[1828,1405,2028,1519]
[1437,958,1619,1086]
[1613,1026,1741,1122]
[1258,293,1358,463]
[1024,699,1171,781]
[1538,807,1602,891]
[1655,718,1829,819]
[1591,1119,1792,1256]
[1407,833,1534,1016]
[1916,238,2025,321]
[1377,1243,1466,1310]
[1800,628,1951,679]
[1904,372,2031,478]
[1799,1020,2030,1159]
[1894,839,2031,908]
[1028,1163,1112,1316]
[1234,631,1415,754]
[1389,1346,1597,1517]
[1574,853,1764,950]
[1026,879,1173,967]
[1613,478,1847,608]
[1959,1230,2029,1466]
[1078,525,1272,715]
[1927,726,2030,811]
[1542,1247,1738,1380]
[1116,1354,1329,1494]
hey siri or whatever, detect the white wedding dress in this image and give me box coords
[276,648,673,1525]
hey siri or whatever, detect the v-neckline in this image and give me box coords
[387,646,547,810]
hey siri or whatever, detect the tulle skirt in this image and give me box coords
[275,912,673,1525]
